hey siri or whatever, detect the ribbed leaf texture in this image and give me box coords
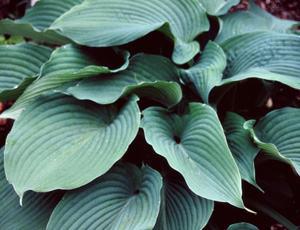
[153,170,213,230]
[198,0,240,16]
[245,107,300,176]
[220,31,300,90]
[0,147,64,230]
[141,103,245,208]
[51,0,209,64]
[1,44,129,120]
[223,112,261,190]
[47,162,162,230]
[4,93,140,200]
[62,53,182,107]
[181,41,226,104]
[215,0,300,43]
[0,0,84,44]
[0,43,52,101]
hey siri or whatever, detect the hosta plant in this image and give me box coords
[0,0,300,229]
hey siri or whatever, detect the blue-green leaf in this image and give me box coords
[47,162,162,230]
[227,222,259,230]
[199,0,240,16]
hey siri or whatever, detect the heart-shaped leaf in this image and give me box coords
[219,31,300,90]
[1,44,129,120]
[244,107,300,176]
[153,169,213,230]
[0,0,84,44]
[50,0,210,64]
[198,0,240,16]
[141,103,245,208]
[0,147,64,230]
[47,162,162,230]
[180,41,226,104]
[215,0,300,43]
[4,93,140,201]
[0,43,53,101]
[223,112,261,190]
[61,53,181,107]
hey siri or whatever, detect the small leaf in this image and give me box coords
[215,0,300,43]
[0,0,84,44]
[51,0,210,64]
[181,41,226,104]
[4,93,140,199]
[198,0,240,16]
[1,44,129,120]
[0,147,64,230]
[244,107,300,176]
[219,31,300,90]
[153,170,213,230]
[227,222,259,230]
[223,112,261,190]
[47,162,162,230]
[141,103,245,208]
[62,53,182,107]
[0,43,53,101]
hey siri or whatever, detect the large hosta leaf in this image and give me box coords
[1,44,129,120]
[0,0,84,44]
[141,103,245,208]
[215,0,300,43]
[61,53,181,107]
[47,162,162,230]
[244,107,300,176]
[198,0,240,16]
[219,32,300,89]
[180,41,226,104]
[0,147,64,230]
[4,93,140,200]
[0,43,53,101]
[223,112,261,190]
[153,170,213,230]
[50,0,209,64]
[227,223,259,230]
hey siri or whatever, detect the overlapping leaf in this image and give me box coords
[47,162,162,230]
[141,103,245,208]
[0,43,52,101]
[0,147,64,230]
[181,41,226,104]
[215,0,300,43]
[61,53,181,107]
[50,0,210,64]
[0,0,84,44]
[219,31,300,89]
[223,112,261,190]
[1,44,129,120]
[244,107,300,176]
[4,93,140,200]
[153,171,213,230]
[227,223,259,230]
[198,0,240,16]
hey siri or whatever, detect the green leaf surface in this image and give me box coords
[198,0,240,16]
[51,0,209,64]
[180,41,226,104]
[244,107,300,176]
[227,222,259,230]
[61,53,181,107]
[220,32,300,89]
[0,0,84,44]
[141,103,245,208]
[4,93,140,200]
[0,43,53,101]
[1,44,129,120]
[153,171,213,230]
[223,112,261,190]
[215,0,300,43]
[47,162,162,230]
[0,147,64,230]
